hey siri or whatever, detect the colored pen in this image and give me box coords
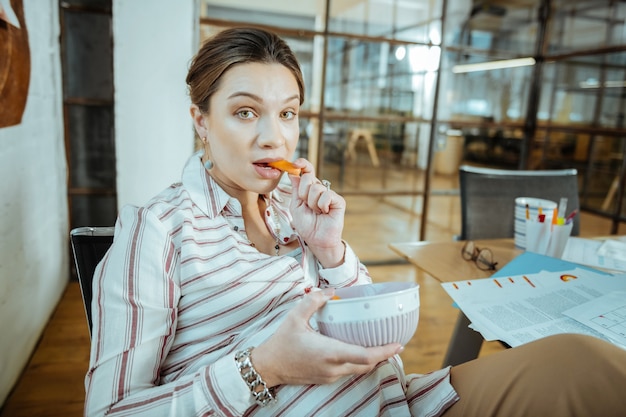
[525,203,530,220]
[558,197,568,219]
[565,209,578,224]
[552,208,559,225]
[538,205,543,216]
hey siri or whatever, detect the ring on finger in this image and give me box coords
[321,180,331,190]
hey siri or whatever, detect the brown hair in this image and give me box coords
[186,27,305,114]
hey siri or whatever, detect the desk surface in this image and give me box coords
[390,236,625,283]
[389,239,522,283]
[391,236,625,367]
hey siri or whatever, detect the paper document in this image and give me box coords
[442,268,626,348]
[563,291,626,348]
[491,250,610,277]
[597,240,626,262]
[561,237,626,272]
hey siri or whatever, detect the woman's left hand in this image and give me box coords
[288,158,346,267]
[251,288,402,388]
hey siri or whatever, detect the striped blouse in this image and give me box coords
[84,152,458,417]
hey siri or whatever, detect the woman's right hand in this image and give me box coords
[250,288,403,387]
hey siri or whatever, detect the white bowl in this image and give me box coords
[315,282,420,347]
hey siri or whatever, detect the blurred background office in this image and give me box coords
[62,0,626,265]
[1,0,626,411]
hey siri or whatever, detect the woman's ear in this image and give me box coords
[190,104,208,139]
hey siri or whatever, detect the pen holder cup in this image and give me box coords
[546,222,574,258]
[514,197,557,250]
[525,220,573,258]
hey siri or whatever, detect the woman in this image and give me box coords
[85,27,626,417]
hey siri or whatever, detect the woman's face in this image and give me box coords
[193,62,301,196]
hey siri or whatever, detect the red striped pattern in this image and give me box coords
[84,153,457,416]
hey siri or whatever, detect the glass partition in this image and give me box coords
[201,0,447,259]
[200,0,626,249]
[549,0,626,54]
[436,0,626,231]
[327,0,442,44]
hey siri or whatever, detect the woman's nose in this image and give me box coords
[257,116,285,147]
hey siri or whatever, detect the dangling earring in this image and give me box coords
[202,137,213,170]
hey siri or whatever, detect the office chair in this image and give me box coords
[70,226,115,337]
[458,165,580,240]
[444,165,580,366]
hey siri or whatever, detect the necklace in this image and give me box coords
[268,201,281,256]
[227,195,281,256]
[243,226,280,256]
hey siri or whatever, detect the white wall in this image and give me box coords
[0,0,67,405]
[113,0,198,208]
[0,0,199,406]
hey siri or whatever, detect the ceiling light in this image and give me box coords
[579,79,626,89]
[451,57,536,74]
[395,46,406,61]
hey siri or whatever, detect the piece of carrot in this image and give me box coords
[267,160,301,176]
[331,295,341,300]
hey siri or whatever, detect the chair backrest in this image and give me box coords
[459,165,580,240]
[70,226,114,336]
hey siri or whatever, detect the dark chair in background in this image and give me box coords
[70,226,114,337]
[459,164,580,240]
[444,165,580,367]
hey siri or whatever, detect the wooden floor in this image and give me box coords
[1,177,623,416]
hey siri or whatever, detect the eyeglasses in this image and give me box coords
[461,241,498,271]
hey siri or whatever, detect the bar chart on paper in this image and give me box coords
[442,265,626,349]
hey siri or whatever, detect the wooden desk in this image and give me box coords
[390,236,624,366]
[389,239,522,283]
[389,238,523,367]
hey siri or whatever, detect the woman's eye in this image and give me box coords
[281,111,296,120]
[237,110,254,119]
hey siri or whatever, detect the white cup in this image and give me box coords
[514,197,557,250]
[545,222,574,258]
[525,221,573,258]
[525,220,551,254]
